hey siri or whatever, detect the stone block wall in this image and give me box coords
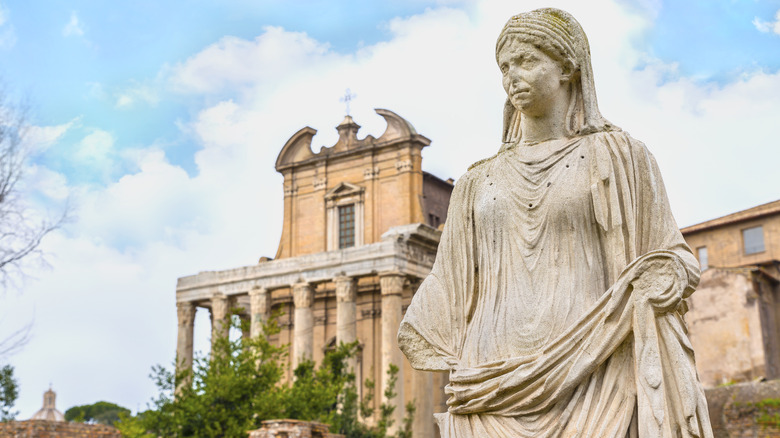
[248,419,345,438]
[0,420,121,437]
[686,268,780,386]
[706,379,780,438]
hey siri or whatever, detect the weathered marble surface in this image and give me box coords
[398,8,713,438]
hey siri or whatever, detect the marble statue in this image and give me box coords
[398,8,714,438]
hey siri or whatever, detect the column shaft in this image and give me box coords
[293,282,314,371]
[408,278,433,438]
[412,370,434,438]
[380,272,405,435]
[249,287,270,338]
[176,301,196,373]
[335,276,358,371]
[211,293,230,348]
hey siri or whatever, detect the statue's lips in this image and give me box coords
[511,90,531,99]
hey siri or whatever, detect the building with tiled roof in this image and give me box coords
[681,200,780,387]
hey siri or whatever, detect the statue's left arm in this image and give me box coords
[617,133,713,438]
[625,134,700,312]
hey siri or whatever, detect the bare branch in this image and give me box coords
[0,81,67,355]
[0,320,31,360]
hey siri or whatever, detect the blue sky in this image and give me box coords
[2,0,780,419]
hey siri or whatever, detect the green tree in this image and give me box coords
[115,314,414,438]
[64,401,131,425]
[0,364,19,421]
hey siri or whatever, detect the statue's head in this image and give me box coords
[497,8,579,84]
[496,8,615,145]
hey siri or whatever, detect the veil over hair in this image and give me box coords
[497,8,617,147]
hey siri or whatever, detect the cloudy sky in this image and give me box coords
[2,0,780,418]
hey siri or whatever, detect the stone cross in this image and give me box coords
[340,88,356,115]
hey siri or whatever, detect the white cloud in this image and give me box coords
[168,26,344,96]
[74,129,115,176]
[24,165,69,201]
[115,81,160,109]
[753,9,780,35]
[23,118,79,153]
[0,2,15,49]
[62,11,84,37]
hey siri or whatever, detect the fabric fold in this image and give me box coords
[399,131,710,438]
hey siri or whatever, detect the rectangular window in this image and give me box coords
[697,246,708,271]
[428,213,440,228]
[338,204,356,249]
[743,225,765,255]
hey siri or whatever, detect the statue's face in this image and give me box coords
[498,39,568,117]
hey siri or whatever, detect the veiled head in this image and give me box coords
[496,8,615,145]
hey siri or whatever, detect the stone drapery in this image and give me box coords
[398,131,712,438]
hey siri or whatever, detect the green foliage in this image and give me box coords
[747,398,780,428]
[0,365,19,421]
[115,314,415,438]
[64,401,131,425]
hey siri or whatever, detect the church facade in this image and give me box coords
[175,109,453,437]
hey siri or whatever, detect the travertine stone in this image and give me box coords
[248,419,344,438]
[210,293,229,345]
[412,369,434,438]
[380,271,405,435]
[293,282,314,371]
[335,276,357,372]
[685,268,778,386]
[248,287,270,339]
[398,8,713,438]
[176,223,441,303]
[176,301,196,373]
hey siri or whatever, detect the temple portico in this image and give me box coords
[176,223,443,434]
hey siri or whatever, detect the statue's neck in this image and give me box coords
[519,84,572,145]
[520,114,568,145]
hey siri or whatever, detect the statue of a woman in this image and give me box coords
[398,8,713,438]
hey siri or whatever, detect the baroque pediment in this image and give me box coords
[324,182,364,200]
[275,109,430,172]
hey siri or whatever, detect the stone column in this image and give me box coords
[176,301,196,373]
[293,282,314,371]
[211,293,230,347]
[249,287,270,338]
[335,276,358,370]
[380,272,405,434]
[405,277,434,438]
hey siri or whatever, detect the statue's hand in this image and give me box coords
[445,357,460,372]
[630,258,685,314]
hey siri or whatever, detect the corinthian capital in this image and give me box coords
[293,283,313,308]
[177,301,196,326]
[335,276,357,303]
[380,272,405,296]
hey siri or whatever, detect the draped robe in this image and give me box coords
[398,131,713,438]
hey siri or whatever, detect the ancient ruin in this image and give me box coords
[175,109,453,437]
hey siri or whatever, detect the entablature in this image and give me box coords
[176,223,441,303]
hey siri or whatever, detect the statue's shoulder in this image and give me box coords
[467,157,494,172]
[587,129,651,155]
[467,147,506,172]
